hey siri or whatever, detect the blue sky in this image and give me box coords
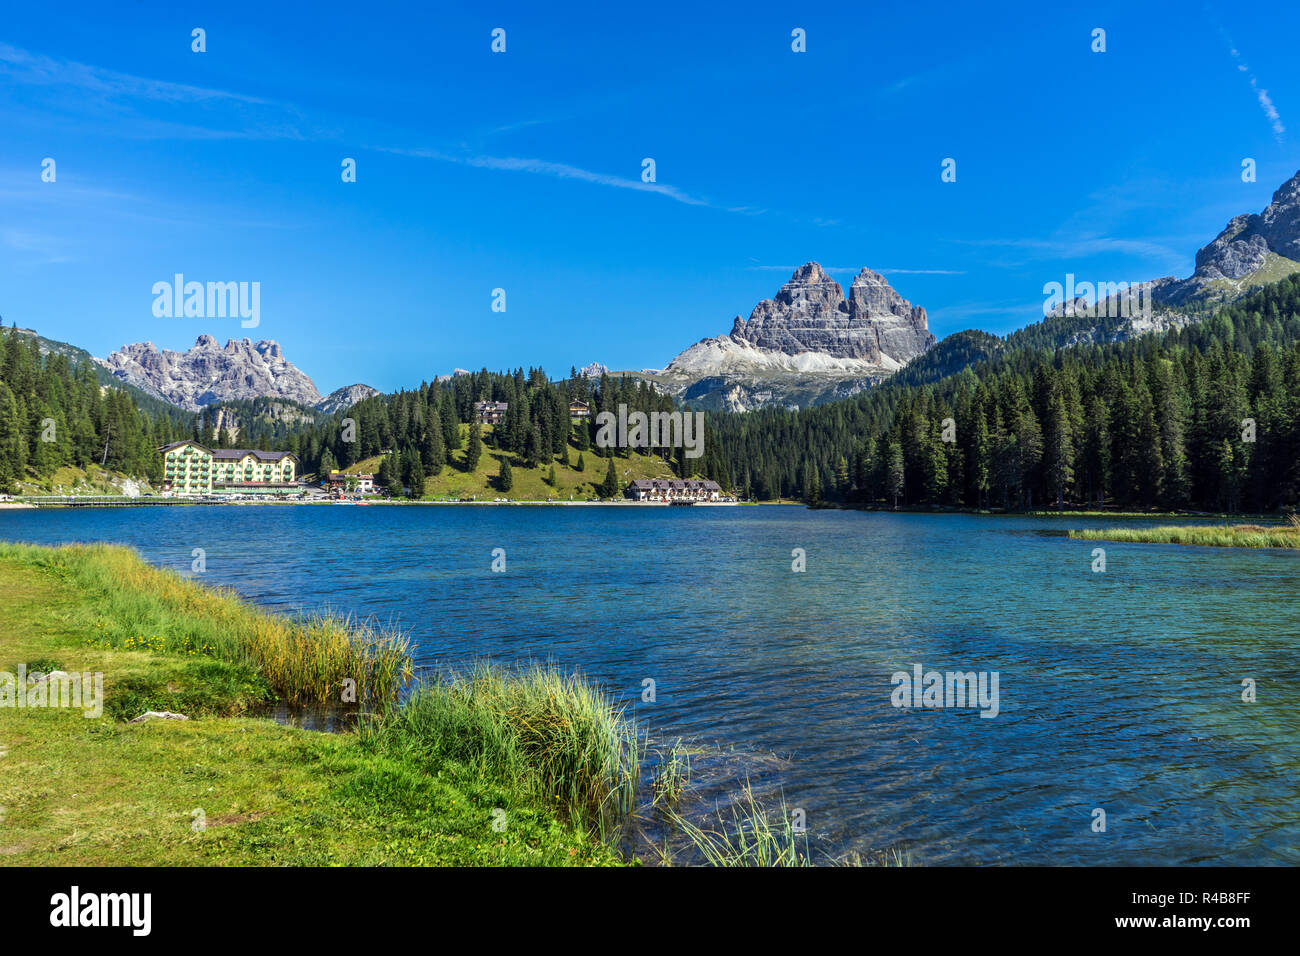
[2,0,1299,393]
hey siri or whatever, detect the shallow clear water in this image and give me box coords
[4,504,1298,864]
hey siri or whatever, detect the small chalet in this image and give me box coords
[474,401,509,425]
[628,479,723,502]
[569,400,591,419]
[326,471,376,495]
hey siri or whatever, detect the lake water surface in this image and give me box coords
[4,504,1297,865]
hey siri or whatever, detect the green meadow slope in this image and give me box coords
[339,424,702,500]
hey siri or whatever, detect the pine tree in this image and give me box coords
[600,457,619,498]
[525,425,545,468]
[1043,391,1074,509]
[498,456,514,492]
[422,406,447,474]
[465,421,483,473]
[440,392,461,452]
[377,452,399,495]
[803,460,822,505]
[402,444,425,498]
[835,456,850,499]
[886,441,904,508]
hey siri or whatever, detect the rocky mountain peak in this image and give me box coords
[1191,168,1300,281]
[657,262,936,410]
[316,383,381,414]
[99,336,324,412]
[724,262,934,363]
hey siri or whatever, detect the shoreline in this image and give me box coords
[0,541,627,865]
[0,540,837,867]
[12,493,1290,522]
[9,496,747,509]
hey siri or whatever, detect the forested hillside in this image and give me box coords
[0,326,185,490]
[249,366,732,494]
[7,273,1300,511]
[709,276,1300,512]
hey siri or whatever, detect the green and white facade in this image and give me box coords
[160,441,299,496]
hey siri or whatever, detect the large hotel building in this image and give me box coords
[159,440,300,496]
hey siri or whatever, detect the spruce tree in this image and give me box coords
[423,407,447,474]
[465,421,483,472]
[886,441,905,508]
[525,425,545,469]
[600,457,619,498]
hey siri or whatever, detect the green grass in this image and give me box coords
[1201,251,1300,298]
[358,663,642,841]
[0,542,411,708]
[0,545,624,865]
[14,463,151,497]
[650,740,690,811]
[664,780,813,866]
[1069,519,1300,550]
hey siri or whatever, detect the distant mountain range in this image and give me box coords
[10,327,380,442]
[14,168,1300,419]
[624,167,1300,411]
[97,334,379,414]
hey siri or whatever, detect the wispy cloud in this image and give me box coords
[0,42,272,106]
[374,145,760,213]
[1241,61,1284,139]
[1,40,772,215]
[0,41,306,139]
[952,236,1187,273]
[1203,7,1285,141]
[1,228,76,265]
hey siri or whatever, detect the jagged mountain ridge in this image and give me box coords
[99,335,322,412]
[1044,168,1300,344]
[648,263,936,411]
[96,335,381,415]
[646,169,1300,409]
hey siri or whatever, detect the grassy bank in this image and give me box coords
[1069,519,1300,550]
[0,542,626,865]
[0,541,852,866]
[0,542,411,708]
[359,666,642,841]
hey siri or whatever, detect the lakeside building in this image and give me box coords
[569,400,591,418]
[474,401,508,425]
[326,471,375,495]
[159,441,299,496]
[628,478,723,502]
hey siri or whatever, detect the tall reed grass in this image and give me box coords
[359,662,642,838]
[1070,524,1300,549]
[0,541,411,707]
[665,780,813,866]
